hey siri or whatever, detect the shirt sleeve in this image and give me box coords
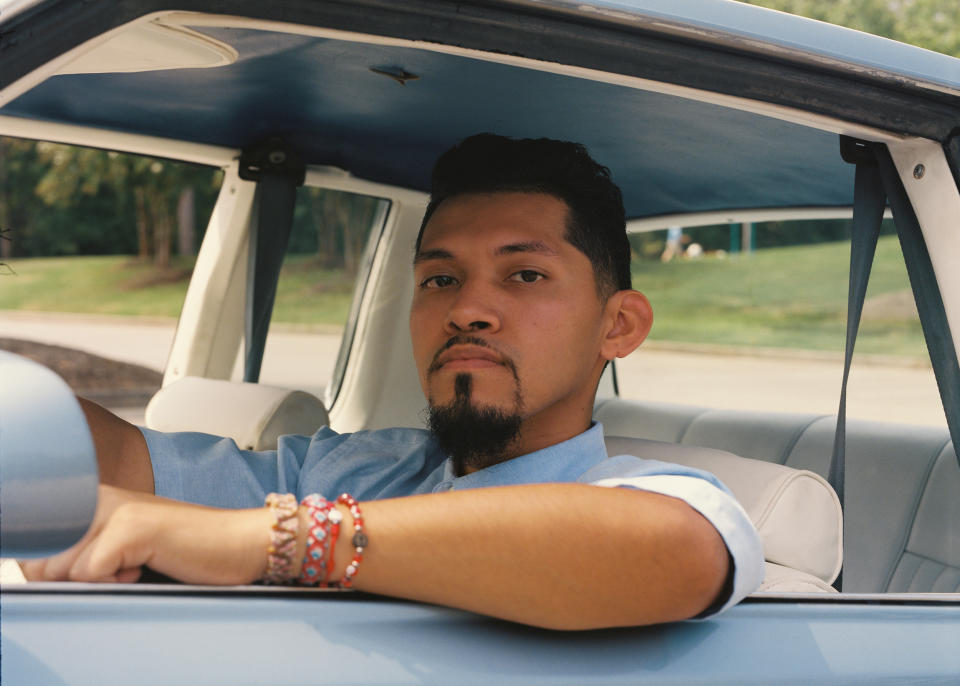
[140,426,341,508]
[582,456,765,618]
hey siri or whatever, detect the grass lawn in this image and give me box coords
[0,236,928,357]
[635,235,926,357]
[0,254,355,326]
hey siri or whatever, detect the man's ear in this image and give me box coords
[599,289,653,361]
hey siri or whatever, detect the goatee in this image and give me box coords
[427,373,522,476]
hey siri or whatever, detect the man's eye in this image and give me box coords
[420,274,457,289]
[509,270,544,284]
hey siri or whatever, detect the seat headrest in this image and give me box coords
[605,436,842,584]
[146,377,328,450]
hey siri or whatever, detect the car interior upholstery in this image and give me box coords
[145,376,329,451]
[596,398,960,593]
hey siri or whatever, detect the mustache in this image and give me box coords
[427,335,518,379]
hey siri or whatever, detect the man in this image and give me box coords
[25,135,763,630]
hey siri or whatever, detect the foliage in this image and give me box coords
[1,136,383,284]
[31,143,221,267]
[737,0,960,57]
[0,137,222,265]
[288,188,385,277]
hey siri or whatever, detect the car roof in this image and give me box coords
[539,0,960,95]
[2,0,959,222]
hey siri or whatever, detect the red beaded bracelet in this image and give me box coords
[299,494,336,586]
[323,506,342,586]
[336,493,368,588]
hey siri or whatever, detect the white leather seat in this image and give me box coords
[605,435,842,593]
[145,376,328,450]
[597,396,960,593]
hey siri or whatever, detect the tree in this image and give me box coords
[737,0,960,57]
[30,144,219,267]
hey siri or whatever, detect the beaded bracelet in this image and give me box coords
[323,505,342,585]
[298,494,336,586]
[295,493,367,587]
[262,492,299,584]
[336,493,368,589]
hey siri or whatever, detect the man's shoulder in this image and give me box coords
[303,425,443,463]
[603,435,738,465]
[316,425,435,446]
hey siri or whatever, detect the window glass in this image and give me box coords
[617,219,944,427]
[257,187,388,403]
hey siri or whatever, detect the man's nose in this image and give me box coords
[444,280,501,334]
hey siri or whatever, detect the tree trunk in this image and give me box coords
[134,187,150,261]
[0,140,11,260]
[313,190,337,267]
[176,186,196,256]
[151,189,172,269]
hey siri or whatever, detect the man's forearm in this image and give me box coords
[27,481,730,629]
[330,483,729,630]
[78,398,154,493]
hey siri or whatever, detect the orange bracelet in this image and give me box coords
[262,492,298,584]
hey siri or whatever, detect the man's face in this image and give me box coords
[410,192,612,465]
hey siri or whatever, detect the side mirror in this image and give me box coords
[0,351,98,558]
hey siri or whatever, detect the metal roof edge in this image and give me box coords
[507,0,960,98]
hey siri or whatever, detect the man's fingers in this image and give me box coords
[67,508,153,582]
[115,567,143,584]
[18,559,47,581]
[33,540,90,581]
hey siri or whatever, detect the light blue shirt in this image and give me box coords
[142,422,763,615]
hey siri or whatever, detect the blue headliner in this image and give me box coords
[2,26,855,218]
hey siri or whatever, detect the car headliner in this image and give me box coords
[2,25,859,219]
[1,0,959,221]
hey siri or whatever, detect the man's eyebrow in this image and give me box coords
[413,241,558,266]
[495,241,558,257]
[413,248,454,266]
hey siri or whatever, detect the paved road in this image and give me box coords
[1,310,946,428]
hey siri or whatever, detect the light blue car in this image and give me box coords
[1,0,959,683]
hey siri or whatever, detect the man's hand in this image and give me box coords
[21,485,271,585]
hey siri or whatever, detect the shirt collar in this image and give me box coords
[439,422,608,490]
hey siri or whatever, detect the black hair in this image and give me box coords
[416,134,631,297]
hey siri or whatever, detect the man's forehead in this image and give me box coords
[416,191,571,256]
[414,240,560,266]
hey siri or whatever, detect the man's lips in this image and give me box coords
[432,345,505,372]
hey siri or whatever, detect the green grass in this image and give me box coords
[635,235,926,357]
[0,237,928,357]
[0,255,193,317]
[0,254,355,326]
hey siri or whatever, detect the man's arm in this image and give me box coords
[25,482,730,630]
[78,398,154,493]
[331,483,730,629]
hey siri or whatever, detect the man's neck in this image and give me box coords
[461,416,594,474]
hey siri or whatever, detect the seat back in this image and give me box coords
[605,435,842,592]
[597,398,959,592]
[146,376,328,450]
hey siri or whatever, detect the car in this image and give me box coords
[1,0,959,683]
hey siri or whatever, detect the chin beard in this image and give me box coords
[427,373,523,476]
